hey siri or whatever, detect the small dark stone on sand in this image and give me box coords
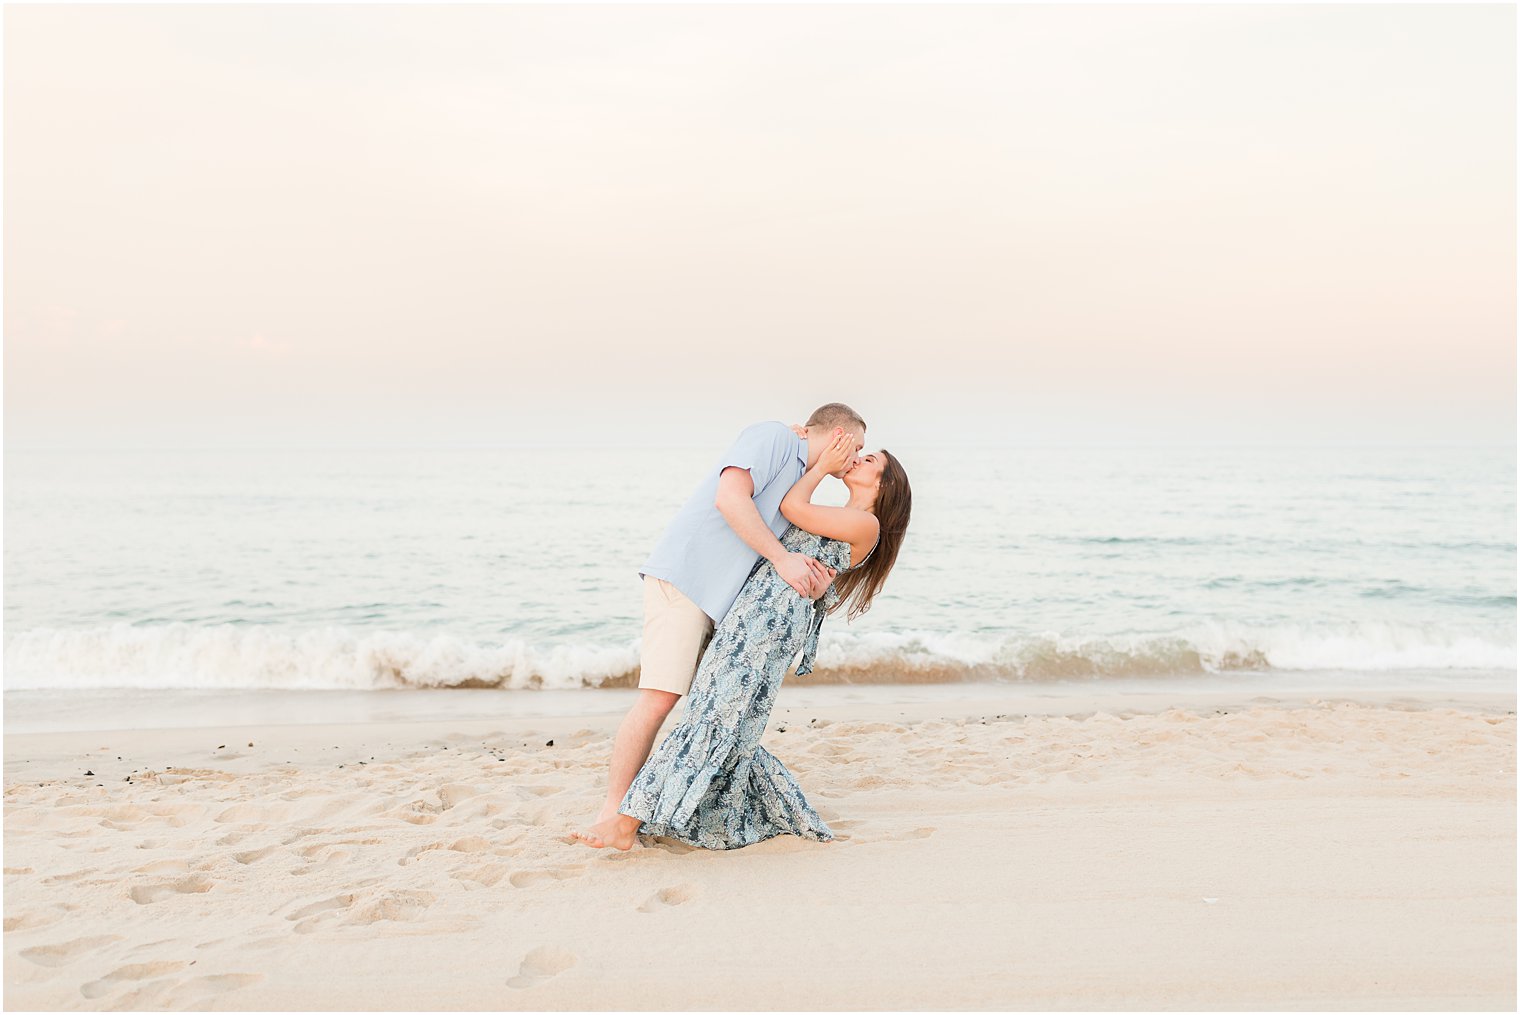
[248,742,254,747]
[217,745,225,750]
[83,770,94,776]
[545,740,555,747]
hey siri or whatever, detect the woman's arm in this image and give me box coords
[782,488,878,555]
[781,436,880,562]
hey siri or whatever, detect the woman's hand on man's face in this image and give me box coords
[817,430,856,476]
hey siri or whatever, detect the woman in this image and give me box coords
[574,431,912,851]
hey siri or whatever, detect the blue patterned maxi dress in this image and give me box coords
[618,523,854,850]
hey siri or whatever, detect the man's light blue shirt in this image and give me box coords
[640,421,809,623]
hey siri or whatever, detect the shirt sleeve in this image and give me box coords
[715,422,791,497]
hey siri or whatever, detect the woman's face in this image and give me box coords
[844,451,887,495]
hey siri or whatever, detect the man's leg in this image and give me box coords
[594,688,679,824]
[570,689,679,850]
[571,576,712,850]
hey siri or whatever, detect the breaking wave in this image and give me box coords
[3,619,1514,692]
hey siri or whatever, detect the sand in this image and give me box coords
[4,684,1515,1011]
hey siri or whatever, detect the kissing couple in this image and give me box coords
[570,402,912,852]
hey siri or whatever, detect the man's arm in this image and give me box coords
[715,467,832,597]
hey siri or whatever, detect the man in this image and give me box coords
[571,403,867,849]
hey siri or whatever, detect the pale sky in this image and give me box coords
[4,3,1515,449]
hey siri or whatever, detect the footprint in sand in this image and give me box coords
[106,972,262,1009]
[523,806,558,827]
[294,841,339,860]
[5,909,65,933]
[283,892,358,933]
[80,960,187,999]
[513,784,563,799]
[128,876,214,905]
[451,862,510,888]
[213,802,287,825]
[232,845,280,865]
[19,934,124,967]
[241,935,288,951]
[123,936,176,955]
[290,848,352,876]
[344,890,436,925]
[508,866,585,888]
[436,784,484,810]
[507,945,577,989]
[284,893,356,920]
[399,841,447,866]
[398,836,486,866]
[638,885,695,912]
[390,800,441,825]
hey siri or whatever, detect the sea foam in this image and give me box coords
[4,620,1513,692]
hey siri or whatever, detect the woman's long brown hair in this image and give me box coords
[829,450,911,622]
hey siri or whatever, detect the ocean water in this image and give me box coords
[3,444,1515,696]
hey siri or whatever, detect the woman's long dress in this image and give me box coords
[618,524,853,850]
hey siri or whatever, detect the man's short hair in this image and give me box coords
[805,402,866,434]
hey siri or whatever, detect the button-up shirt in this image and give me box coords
[639,421,809,623]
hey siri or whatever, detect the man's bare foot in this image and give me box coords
[570,814,641,851]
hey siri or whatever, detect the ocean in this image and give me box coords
[4,443,1515,708]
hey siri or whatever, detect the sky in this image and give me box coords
[4,3,1515,449]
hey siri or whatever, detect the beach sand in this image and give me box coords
[4,684,1515,1011]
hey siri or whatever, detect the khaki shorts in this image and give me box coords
[638,576,715,696]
